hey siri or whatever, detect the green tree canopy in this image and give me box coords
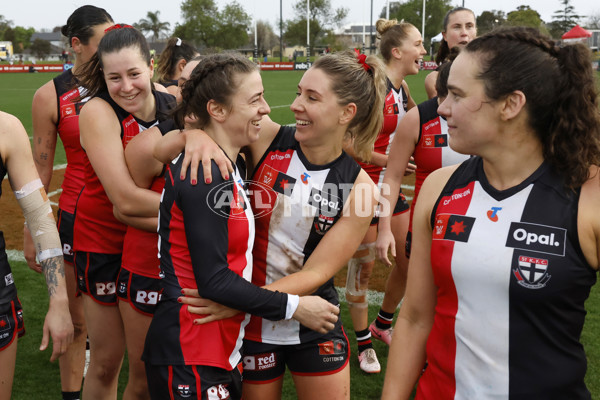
[175,0,250,51]
[386,0,453,48]
[551,0,582,34]
[284,0,347,55]
[476,10,506,36]
[135,10,171,42]
[30,38,51,60]
[506,6,543,29]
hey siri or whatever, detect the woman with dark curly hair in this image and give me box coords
[382,26,600,399]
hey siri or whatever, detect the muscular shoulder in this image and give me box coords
[32,80,58,122]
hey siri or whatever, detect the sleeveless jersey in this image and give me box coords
[143,156,289,370]
[121,175,164,278]
[418,157,596,400]
[410,97,470,229]
[358,78,407,187]
[245,125,361,345]
[53,69,88,213]
[0,157,16,305]
[73,90,175,254]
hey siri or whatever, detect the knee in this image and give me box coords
[72,320,87,341]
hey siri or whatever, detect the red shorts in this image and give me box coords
[117,267,162,316]
[0,297,25,351]
[145,362,243,400]
[75,251,121,305]
[242,325,350,383]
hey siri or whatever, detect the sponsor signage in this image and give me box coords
[259,62,295,71]
[0,64,65,73]
[506,222,566,256]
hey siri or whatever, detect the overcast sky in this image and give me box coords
[2,0,598,37]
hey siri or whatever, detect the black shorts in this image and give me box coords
[117,267,162,316]
[145,363,243,400]
[75,251,121,306]
[57,209,75,265]
[0,297,25,351]
[371,193,410,226]
[242,325,350,383]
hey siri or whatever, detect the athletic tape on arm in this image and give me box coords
[15,179,62,262]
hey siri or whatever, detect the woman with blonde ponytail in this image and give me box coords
[343,18,426,374]
[156,50,388,399]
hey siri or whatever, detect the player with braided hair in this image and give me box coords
[155,49,387,399]
[141,52,340,400]
[340,18,426,374]
[382,26,600,399]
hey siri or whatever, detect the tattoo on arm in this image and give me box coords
[40,152,48,161]
[41,256,65,297]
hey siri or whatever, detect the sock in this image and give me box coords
[355,328,373,353]
[375,309,395,330]
[62,391,81,400]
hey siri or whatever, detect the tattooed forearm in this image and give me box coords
[41,256,65,297]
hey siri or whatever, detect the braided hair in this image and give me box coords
[173,53,258,130]
[465,26,600,189]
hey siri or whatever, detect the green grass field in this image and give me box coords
[2,69,600,399]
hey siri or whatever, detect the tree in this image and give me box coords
[476,10,506,36]
[249,21,279,56]
[506,6,543,29]
[284,0,347,55]
[3,26,34,50]
[386,0,453,48]
[30,38,51,60]
[175,0,250,50]
[584,12,600,29]
[214,2,251,50]
[0,15,13,40]
[551,0,583,34]
[135,11,171,42]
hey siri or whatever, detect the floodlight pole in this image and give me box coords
[306,0,310,61]
[422,0,426,42]
[280,0,283,62]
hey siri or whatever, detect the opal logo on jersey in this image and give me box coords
[506,222,566,256]
[309,187,341,216]
[513,255,551,289]
[487,207,502,222]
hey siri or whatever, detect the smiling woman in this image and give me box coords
[73,24,176,399]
